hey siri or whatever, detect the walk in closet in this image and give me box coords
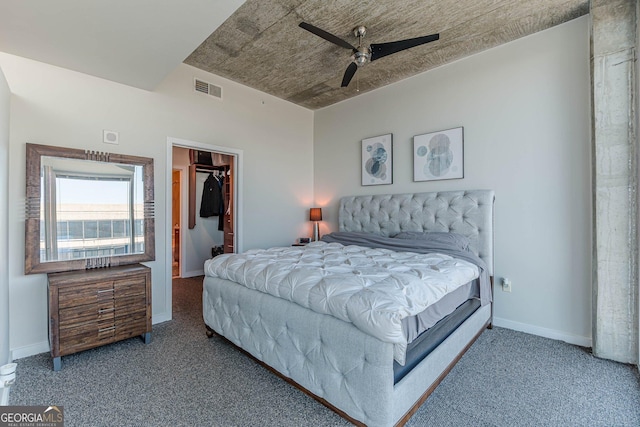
[172,147,235,278]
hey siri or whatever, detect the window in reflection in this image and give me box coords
[40,157,145,262]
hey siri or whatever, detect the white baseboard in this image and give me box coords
[152,312,172,324]
[493,316,592,348]
[11,341,49,360]
[182,269,204,278]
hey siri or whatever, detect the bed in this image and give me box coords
[203,189,495,426]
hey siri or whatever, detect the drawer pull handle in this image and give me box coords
[98,308,114,314]
[98,326,115,333]
[97,289,114,294]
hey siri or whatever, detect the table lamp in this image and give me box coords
[310,207,322,241]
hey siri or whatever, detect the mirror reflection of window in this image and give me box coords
[40,156,145,262]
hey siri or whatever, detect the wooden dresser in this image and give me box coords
[47,264,151,371]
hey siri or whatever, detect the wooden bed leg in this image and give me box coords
[205,325,216,338]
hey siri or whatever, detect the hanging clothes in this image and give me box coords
[200,172,223,218]
[216,175,225,231]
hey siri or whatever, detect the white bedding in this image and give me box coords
[204,241,479,365]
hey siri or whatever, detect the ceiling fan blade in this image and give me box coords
[299,22,356,50]
[341,62,358,87]
[370,33,439,61]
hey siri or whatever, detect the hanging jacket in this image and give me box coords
[200,173,223,218]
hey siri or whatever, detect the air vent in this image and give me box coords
[194,78,222,100]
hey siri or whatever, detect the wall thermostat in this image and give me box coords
[103,130,119,145]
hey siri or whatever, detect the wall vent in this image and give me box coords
[194,78,222,100]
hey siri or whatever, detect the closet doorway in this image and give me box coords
[165,137,242,323]
[172,169,182,278]
[171,145,237,279]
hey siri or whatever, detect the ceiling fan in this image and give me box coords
[299,22,440,88]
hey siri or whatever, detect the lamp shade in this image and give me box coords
[309,207,322,222]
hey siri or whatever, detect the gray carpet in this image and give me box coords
[9,277,640,426]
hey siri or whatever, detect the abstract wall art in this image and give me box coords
[413,127,464,181]
[361,133,393,186]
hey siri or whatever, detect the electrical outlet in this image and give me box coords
[502,278,512,293]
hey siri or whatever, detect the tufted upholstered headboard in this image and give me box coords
[339,190,495,275]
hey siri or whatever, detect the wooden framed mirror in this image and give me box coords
[25,143,155,274]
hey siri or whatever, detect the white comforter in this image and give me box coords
[204,241,479,364]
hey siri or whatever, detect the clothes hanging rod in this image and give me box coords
[192,164,227,173]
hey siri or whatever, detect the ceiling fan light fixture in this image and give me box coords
[354,49,370,66]
[299,21,439,88]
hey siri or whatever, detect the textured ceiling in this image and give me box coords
[185,0,589,110]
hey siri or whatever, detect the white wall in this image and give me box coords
[0,54,314,359]
[314,17,592,345]
[0,67,10,366]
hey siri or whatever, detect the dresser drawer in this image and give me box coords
[59,319,116,355]
[115,295,147,316]
[115,314,147,341]
[58,281,114,308]
[114,276,146,298]
[59,302,115,326]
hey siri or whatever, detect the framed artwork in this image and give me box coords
[362,134,393,186]
[413,127,464,181]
